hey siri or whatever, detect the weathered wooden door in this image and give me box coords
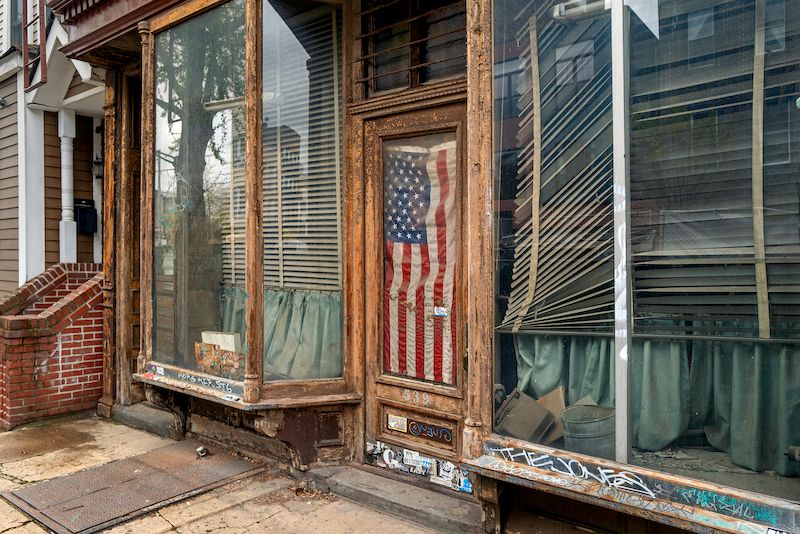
[364,103,467,467]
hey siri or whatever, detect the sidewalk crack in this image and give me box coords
[0,466,31,485]
[158,510,177,530]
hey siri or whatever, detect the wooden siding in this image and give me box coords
[0,75,18,297]
[65,71,98,100]
[44,111,61,266]
[75,115,94,262]
[44,113,98,266]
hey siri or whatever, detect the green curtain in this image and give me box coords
[219,286,343,380]
[693,339,800,477]
[629,339,691,451]
[221,286,248,349]
[514,334,615,407]
[512,334,799,475]
[262,288,342,380]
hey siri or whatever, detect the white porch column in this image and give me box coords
[58,109,77,263]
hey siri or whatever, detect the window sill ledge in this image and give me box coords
[465,435,800,534]
[134,372,361,412]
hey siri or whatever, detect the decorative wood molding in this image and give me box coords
[138,23,154,376]
[99,69,119,414]
[462,0,493,459]
[348,79,466,116]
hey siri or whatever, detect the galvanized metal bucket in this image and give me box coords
[561,405,615,460]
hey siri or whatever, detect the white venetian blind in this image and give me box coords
[220,107,247,288]
[499,5,615,333]
[262,4,343,292]
[628,1,800,339]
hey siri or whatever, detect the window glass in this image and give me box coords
[261,0,344,381]
[627,0,799,501]
[360,0,466,96]
[153,0,246,383]
[493,0,800,502]
[493,0,615,454]
[10,0,22,46]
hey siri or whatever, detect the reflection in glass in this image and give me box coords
[493,0,615,455]
[360,0,466,96]
[259,0,344,381]
[628,0,799,500]
[153,0,246,382]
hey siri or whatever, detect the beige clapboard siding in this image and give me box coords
[44,111,61,266]
[0,75,18,297]
[75,115,94,262]
[65,71,97,100]
[43,113,98,266]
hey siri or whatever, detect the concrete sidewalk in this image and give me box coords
[0,414,433,534]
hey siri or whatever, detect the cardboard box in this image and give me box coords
[201,331,242,353]
[536,386,566,444]
[495,388,554,443]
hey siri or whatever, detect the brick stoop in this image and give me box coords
[0,263,103,430]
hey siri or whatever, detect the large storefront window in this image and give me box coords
[493,0,615,451]
[260,0,344,381]
[152,0,345,386]
[153,0,247,382]
[494,0,799,503]
[627,0,799,500]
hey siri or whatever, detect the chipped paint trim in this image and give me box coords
[466,439,799,534]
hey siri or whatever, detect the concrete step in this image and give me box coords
[307,466,484,534]
[111,401,174,439]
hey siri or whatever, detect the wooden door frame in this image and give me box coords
[363,102,467,461]
[98,69,119,418]
[116,70,144,406]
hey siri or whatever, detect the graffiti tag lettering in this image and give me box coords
[408,421,453,443]
[490,446,656,498]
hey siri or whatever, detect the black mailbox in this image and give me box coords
[75,199,97,234]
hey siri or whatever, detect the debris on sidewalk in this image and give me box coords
[0,415,433,534]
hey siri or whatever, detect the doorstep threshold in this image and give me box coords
[306,465,483,534]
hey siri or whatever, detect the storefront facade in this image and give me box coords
[49,0,798,531]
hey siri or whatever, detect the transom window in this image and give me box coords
[357,0,467,96]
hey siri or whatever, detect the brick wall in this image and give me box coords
[0,264,103,429]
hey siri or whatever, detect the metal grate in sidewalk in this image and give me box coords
[0,440,263,534]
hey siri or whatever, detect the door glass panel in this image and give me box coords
[382,133,458,385]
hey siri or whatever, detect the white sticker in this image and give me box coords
[403,449,421,467]
[433,306,449,318]
[439,461,455,481]
[387,414,408,433]
[382,448,401,469]
[155,366,165,376]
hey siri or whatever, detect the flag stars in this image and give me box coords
[384,151,431,245]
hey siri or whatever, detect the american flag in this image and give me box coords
[383,139,457,385]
